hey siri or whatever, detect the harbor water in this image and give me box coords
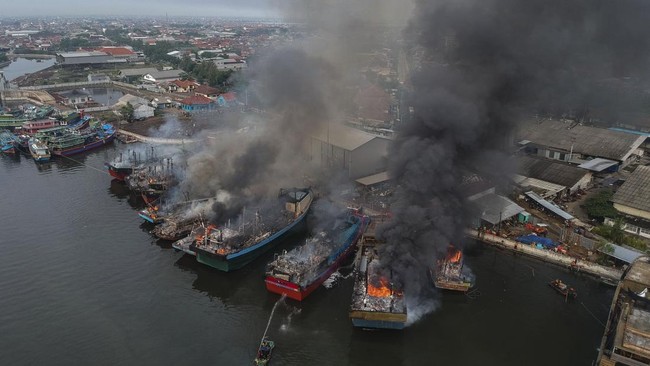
[0,145,614,366]
[0,57,56,82]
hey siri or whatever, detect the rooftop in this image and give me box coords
[471,193,525,225]
[120,68,158,77]
[180,95,214,105]
[612,166,650,213]
[312,123,390,151]
[58,51,109,58]
[517,155,590,188]
[194,84,219,95]
[517,118,645,161]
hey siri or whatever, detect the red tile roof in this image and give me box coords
[171,79,197,89]
[194,85,220,96]
[98,47,135,56]
[180,95,214,105]
[220,92,237,102]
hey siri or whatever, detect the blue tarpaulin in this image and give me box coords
[516,234,559,249]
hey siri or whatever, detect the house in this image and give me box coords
[168,79,198,93]
[114,94,155,120]
[214,58,247,71]
[194,84,220,99]
[119,67,158,83]
[217,92,237,107]
[87,73,110,82]
[143,70,184,84]
[56,89,93,105]
[310,123,391,180]
[180,95,215,112]
[610,165,650,239]
[516,155,593,195]
[517,118,645,167]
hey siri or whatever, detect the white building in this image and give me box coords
[611,165,650,239]
[143,70,184,84]
[214,58,246,71]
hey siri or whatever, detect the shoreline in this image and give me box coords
[467,228,623,282]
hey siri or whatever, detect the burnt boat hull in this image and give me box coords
[106,164,133,181]
[349,311,407,330]
[195,213,307,272]
[265,215,370,301]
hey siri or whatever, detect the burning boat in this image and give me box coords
[349,239,407,330]
[190,188,314,272]
[265,209,370,301]
[431,245,474,292]
[152,216,199,241]
[171,226,204,256]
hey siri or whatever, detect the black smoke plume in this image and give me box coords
[379,0,650,324]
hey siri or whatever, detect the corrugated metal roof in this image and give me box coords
[578,158,619,172]
[517,119,645,161]
[612,165,650,213]
[355,171,389,186]
[598,243,644,264]
[312,124,388,151]
[517,155,591,188]
[471,193,525,225]
[58,51,108,58]
[525,191,574,220]
[120,68,158,77]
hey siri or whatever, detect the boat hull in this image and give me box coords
[349,311,407,330]
[195,212,307,272]
[106,164,133,181]
[265,215,370,301]
[51,133,115,157]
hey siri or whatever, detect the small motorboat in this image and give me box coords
[549,279,577,299]
[253,337,275,366]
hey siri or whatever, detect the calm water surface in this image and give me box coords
[1,57,56,81]
[0,144,614,365]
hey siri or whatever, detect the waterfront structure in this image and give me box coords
[470,192,525,228]
[610,166,650,239]
[598,256,650,365]
[310,123,391,180]
[115,94,154,120]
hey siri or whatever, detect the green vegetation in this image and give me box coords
[0,53,7,62]
[59,37,92,51]
[592,217,647,252]
[120,102,134,122]
[178,56,232,90]
[582,189,619,222]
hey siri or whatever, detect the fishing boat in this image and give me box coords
[28,138,50,162]
[265,209,369,301]
[49,124,115,157]
[431,245,474,292]
[349,237,407,330]
[138,205,166,224]
[253,338,275,366]
[191,188,314,272]
[0,130,18,154]
[171,226,203,256]
[152,217,198,241]
[549,279,577,299]
[21,119,58,135]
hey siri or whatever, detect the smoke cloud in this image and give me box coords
[378,0,650,321]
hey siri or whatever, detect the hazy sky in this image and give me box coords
[0,0,279,18]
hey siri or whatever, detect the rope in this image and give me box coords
[581,301,606,328]
[56,154,109,175]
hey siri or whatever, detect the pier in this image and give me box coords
[468,228,623,281]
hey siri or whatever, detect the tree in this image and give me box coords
[582,189,619,222]
[120,102,134,122]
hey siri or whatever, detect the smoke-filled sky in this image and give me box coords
[0,0,278,18]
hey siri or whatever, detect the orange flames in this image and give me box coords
[367,277,392,297]
[446,245,462,263]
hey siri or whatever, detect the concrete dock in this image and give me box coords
[467,228,623,281]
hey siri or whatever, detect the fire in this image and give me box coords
[367,277,392,297]
[447,245,462,263]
